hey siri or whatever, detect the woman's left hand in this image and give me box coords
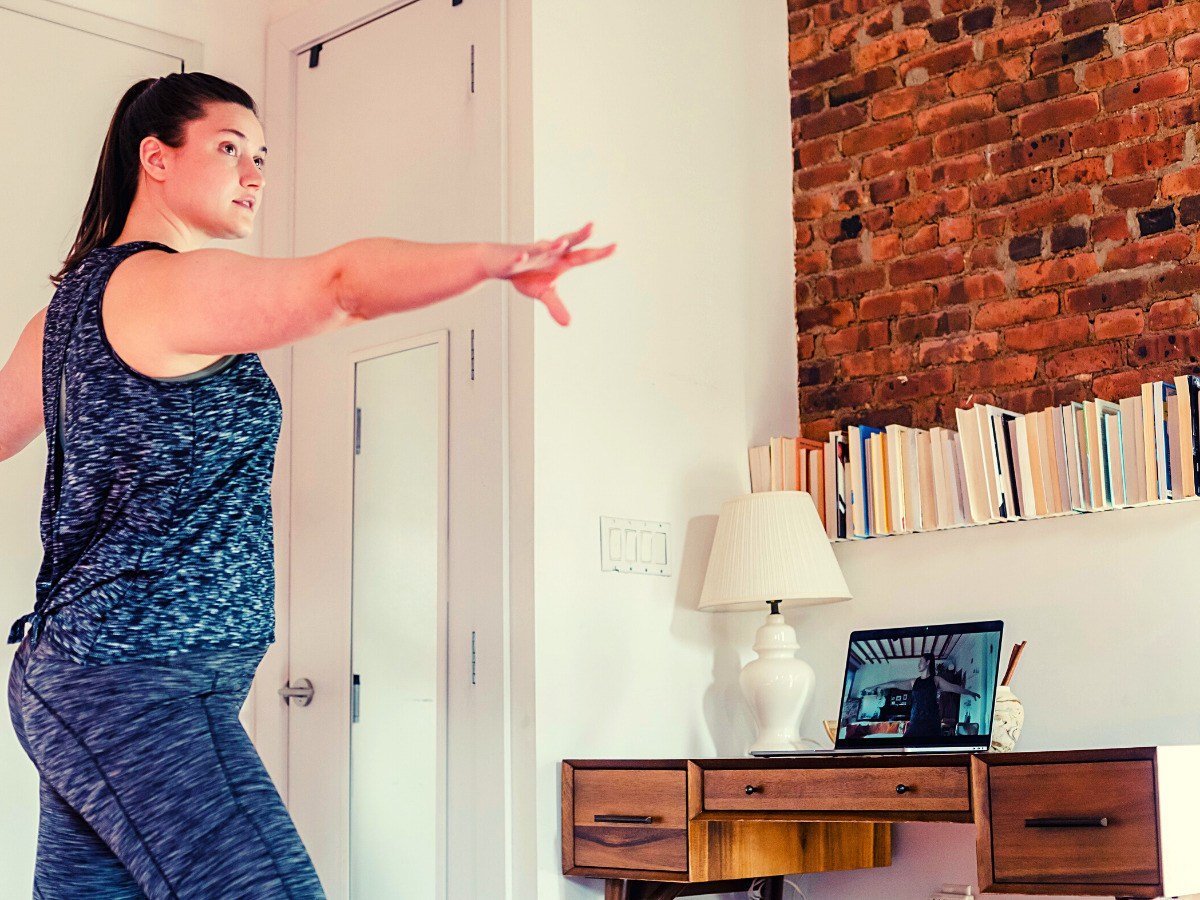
[480,222,617,326]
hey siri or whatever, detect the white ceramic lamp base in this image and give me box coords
[739,606,815,753]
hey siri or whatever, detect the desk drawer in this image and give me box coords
[572,769,687,872]
[703,765,969,813]
[987,760,1159,886]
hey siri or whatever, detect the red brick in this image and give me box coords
[1046,343,1122,377]
[801,417,836,441]
[949,57,1027,95]
[958,355,1041,389]
[996,71,1079,113]
[1093,366,1179,401]
[1121,5,1200,47]
[975,294,1059,328]
[869,172,909,203]
[829,67,900,106]
[895,308,973,341]
[831,241,864,268]
[1095,308,1145,339]
[997,380,1090,410]
[797,331,816,360]
[1103,233,1190,270]
[795,250,829,275]
[788,34,824,66]
[903,224,940,254]
[1082,44,1169,89]
[839,346,918,377]
[990,132,1073,176]
[939,216,973,244]
[799,358,837,387]
[892,187,971,228]
[1004,315,1090,350]
[795,137,840,168]
[875,367,955,403]
[870,80,948,120]
[871,232,902,260]
[1010,189,1093,232]
[1057,157,1107,186]
[916,95,995,134]
[933,116,1012,156]
[1129,327,1200,364]
[889,247,967,285]
[798,301,855,330]
[1102,68,1190,112]
[1063,1,1117,35]
[792,51,853,90]
[1111,133,1186,178]
[793,192,832,220]
[973,168,1054,208]
[900,41,974,79]
[1175,33,1200,62]
[795,160,853,190]
[1015,253,1100,290]
[859,286,937,319]
[821,320,891,355]
[1091,214,1131,243]
[1147,297,1199,329]
[1162,95,1200,128]
[1017,94,1100,136]
[843,117,916,155]
[861,139,934,179]
[1113,0,1166,22]
[1102,179,1158,209]
[815,265,887,299]
[912,154,989,189]
[969,242,1000,267]
[1162,165,1200,198]
[919,331,1000,365]
[1070,109,1158,151]
[935,271,1007,305]
[801,380,874,413]
[855,29,929,69]
[1063,277,1147,312]
[798,104,868,140]
[982,16,1060,57]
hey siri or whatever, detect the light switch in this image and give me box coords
[600,516,672,575]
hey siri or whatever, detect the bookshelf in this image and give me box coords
[754,374,1200,542]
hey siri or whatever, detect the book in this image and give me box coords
[916,429,939,531]
[955,405,996,524]
[1151,381,1176,499]
[986,406,1021,520]
[903,427,925,532]
[885,424,908,534]
[1102,407,1125,507]
[1119,395,1145,506]
[1173,374,1200,499]
[1049,406,1071,515]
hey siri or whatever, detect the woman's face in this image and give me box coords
[155,101,267,241]
[919,656,931,677]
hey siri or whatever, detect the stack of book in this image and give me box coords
[750,373,1200,542]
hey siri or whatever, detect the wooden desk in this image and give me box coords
[562,746,1200,899]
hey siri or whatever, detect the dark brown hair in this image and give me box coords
[50,72,259,287]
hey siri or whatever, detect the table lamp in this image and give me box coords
[699,491,852,753]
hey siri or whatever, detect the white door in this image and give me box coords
[349,337,448,898]
[279,1,507,897]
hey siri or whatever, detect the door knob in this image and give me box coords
[279,677,315,707]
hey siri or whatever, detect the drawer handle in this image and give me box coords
[895,784,912,794]
[1025,817,1109,828]
[594,814,654,824]
[745,784,764,795]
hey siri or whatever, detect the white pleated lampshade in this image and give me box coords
[698,491,852,612]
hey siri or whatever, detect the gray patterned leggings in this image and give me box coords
[7,633,326,899]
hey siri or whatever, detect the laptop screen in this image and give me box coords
[835,620,1004,751]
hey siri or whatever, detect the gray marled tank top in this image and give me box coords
[6,240,282,663]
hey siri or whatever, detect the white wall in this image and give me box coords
[527,1,799,897]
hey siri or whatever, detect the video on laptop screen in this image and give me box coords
[836,620,1003,750]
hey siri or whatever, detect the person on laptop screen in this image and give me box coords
[866,652,980,739]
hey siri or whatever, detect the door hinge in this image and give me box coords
[308,42,324,68]
[471,630,477,685]
[354,407,362,455]
[470,44,475,93]
[351,673,361,723]
[470,329,476,381]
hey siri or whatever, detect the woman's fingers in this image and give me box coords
[540,286,570,326]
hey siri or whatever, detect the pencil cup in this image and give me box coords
[989,686,1024,752]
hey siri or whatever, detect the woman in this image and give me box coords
[3,72,614,899]
[867,653,980,740]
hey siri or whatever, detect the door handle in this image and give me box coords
[279,677,315,707]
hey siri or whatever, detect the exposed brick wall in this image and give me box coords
[790,0,1200,440]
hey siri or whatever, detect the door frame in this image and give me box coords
[261,2,535,898]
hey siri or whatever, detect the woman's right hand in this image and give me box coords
[480,222,617,326]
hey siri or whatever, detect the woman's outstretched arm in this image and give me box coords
[116,222,615,358]
[0,306,46,462]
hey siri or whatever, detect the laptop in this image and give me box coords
[751,619,1004,757]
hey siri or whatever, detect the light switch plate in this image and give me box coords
[600,516,671,575]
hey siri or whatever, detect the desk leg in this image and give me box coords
[603,876,786,899]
